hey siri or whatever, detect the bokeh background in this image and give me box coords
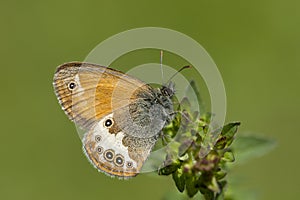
[1,0,299,199]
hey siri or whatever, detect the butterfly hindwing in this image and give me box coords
[83,113,158,178]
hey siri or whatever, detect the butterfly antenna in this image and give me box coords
[166,65,191,84]
[160,50,164,84]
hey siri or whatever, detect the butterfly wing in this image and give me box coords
[83,113,158,178]
[53,62,152,129]
[53,62,162,177]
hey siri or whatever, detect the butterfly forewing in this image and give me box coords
[53,62,152,129]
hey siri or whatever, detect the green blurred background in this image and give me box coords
[1,0,299,199]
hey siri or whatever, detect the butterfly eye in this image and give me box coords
[126,161,133,168]
[104,118,113,128]
[104,149,115,161]
[114,154,124,167]
[95,135,102,142]
[68,81,76,90]
[96,146,103,154]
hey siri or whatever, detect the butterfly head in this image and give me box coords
[160,65,191,98]
[160,81,175,97]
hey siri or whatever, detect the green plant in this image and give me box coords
[158,81,275,200]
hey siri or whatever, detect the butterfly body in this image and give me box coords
[53,62,174,178]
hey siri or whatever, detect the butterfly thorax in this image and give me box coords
[111,83,174,139]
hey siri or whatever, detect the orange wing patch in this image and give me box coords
[53,62,151,129]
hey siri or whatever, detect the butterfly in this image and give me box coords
[53,62,177,178]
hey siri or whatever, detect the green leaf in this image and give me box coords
[215,136,227,150]
[172,169,186,193]
[215,122,240,149]
[158,163,179,175]
[231,134,276,164]
[222,151,235,162]
[199,186,214,200]
[158,153,180,175]
[221,122,241,138]
[186,174,199,198]
[215,170,227,180]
